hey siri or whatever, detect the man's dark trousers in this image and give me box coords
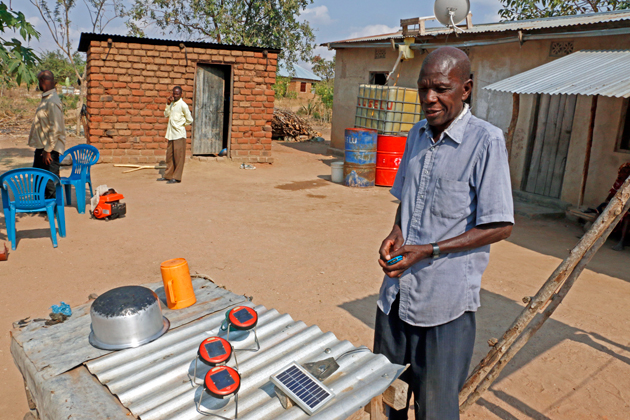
[33,148,60,199]
[374,296,476,420]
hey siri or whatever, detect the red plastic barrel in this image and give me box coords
[376,135,406,187]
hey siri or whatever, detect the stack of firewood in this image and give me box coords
[272,108,318,141]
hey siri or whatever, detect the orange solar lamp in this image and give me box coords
[160,258,196,309]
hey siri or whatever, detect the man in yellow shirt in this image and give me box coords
[28,70,66,198]
[161,86,193,184]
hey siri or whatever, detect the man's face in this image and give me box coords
[417,63,471,132]
[173,88,182,101]
[37,72,46,92]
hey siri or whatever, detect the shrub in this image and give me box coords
[272,76,290,99]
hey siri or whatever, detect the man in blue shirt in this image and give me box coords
[376,47,514,419]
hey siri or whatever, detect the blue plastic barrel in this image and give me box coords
[344,128,377,187]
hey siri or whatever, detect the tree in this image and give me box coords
[272,76,290,99]
[499,0,630,20]
[311,55,335,82]
[314,80,333,110]
[37,50,85,85]
[0,2,40,88]
[127,0,316,68]
[29,0,124,133]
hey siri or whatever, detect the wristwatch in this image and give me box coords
[430,242,440,260]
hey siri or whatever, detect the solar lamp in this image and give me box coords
[196,365,241,419]
[191,337,234,386]
[223,306,260,352]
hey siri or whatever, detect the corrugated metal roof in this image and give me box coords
[327,10,630,44]
[484,50,630,98]
[277,63,322,81]
[78,33,281,53]
[86,302,405,420]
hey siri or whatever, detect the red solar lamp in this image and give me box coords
[191,337,234,386]
[196,365,241,419]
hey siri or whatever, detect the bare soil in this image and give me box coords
[1,134,630,420]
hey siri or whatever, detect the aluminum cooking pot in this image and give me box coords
[89,286,170,350]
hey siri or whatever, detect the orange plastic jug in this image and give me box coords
[160,258,196,310]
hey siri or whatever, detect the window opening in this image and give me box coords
[369,72,389,86]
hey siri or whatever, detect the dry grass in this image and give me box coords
[0,86,82,136]
[0,87,41,134]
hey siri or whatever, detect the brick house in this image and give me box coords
[77,33,280,163]
[277,63,321,99]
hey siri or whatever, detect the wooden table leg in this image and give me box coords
[364,394,387,420]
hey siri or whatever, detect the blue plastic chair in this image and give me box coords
[0,168,66,250]
[59,144,99,214]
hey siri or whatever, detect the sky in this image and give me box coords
[13,0,505,68]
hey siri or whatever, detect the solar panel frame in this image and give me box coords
[270,362,335,415]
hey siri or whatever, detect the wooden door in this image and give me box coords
[523,94,577,198]
[193,65,225,155]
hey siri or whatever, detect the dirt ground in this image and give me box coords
[1,133,630,420]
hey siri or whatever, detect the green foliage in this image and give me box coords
[273,76,290,99]
[60,92,80,114]
[0,2,40,88]
[294,80,335,123]
[36,50,86,85]
[499,0,630,20]
[314,80,333,110]
[272,76,299,99]
[127,0,316,68]
[311,55,335,82]
[299,100,317,116]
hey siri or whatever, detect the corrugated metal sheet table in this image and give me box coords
[11,278,405,420]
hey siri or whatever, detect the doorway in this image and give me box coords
[193,64,231,155]
[522,94,577,198]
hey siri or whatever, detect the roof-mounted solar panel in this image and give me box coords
[270,362,335,415]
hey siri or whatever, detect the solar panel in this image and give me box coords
[203,340,227,358]
[271,362,335,415]
[210,369,236,390]
[233,308,254,324]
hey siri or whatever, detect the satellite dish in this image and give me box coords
[434,0,470,28]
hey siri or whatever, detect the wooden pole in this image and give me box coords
[505,93,520,161]
[459,176,630,409]
[578,95,598,206]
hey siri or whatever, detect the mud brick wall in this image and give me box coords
[85,40,277,163]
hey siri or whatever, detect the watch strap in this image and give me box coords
[430,242,440,259]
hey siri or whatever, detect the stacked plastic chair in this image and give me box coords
[0,168,66,250]
[59,144,99,214]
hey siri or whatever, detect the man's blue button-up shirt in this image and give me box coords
[377,106,515,327]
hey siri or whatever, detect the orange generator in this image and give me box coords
[92,189,126,219]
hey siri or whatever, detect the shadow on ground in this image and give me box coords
[507,215,630,283]
[339,290,630,420]
[275,140,332,157]
[0,147,33,170]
